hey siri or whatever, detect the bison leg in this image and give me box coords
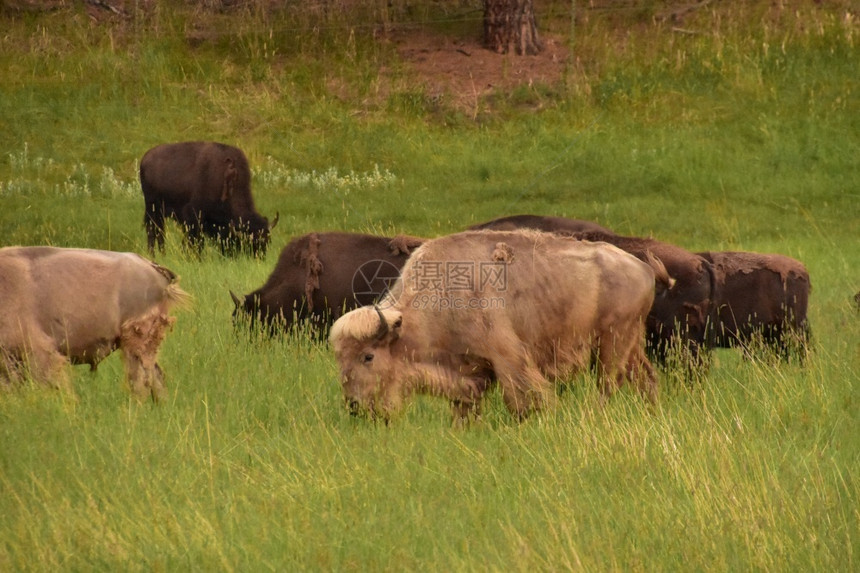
[451,400,480,425]
[787,321,812,364]
[120,310,175,403]
[13,330,72,387]
[184,222,205,254]
[449,376,493,425]
[18,344,73,393]
[180,206,206,254]
[625,346,658,404]
[149,363,167,402]
[475,330,553,418]
[411,363,492,423]
[492,357,554,419]
[595,325,651,403]
[594,340,624,401]
[1,348,24,386]
[766,319,811,364]
[144,203,166,254]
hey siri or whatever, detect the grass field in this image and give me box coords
[0,1,858,570]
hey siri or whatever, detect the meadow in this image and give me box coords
[0,1,857,570]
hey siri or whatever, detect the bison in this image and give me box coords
[697,251,811,359]
[140,141,277,256]
[231,232,424,335]
[330,229,671,423]
[469,214,614,235]
[0,247,191,401]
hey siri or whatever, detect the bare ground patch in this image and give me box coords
[389,29,571,114]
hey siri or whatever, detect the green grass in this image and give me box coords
[1,1,858,570]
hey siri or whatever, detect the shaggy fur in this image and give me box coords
[331,229,658,422]
[120,309,176,402]
[0,247,190,401]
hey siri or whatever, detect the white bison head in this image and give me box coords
[329,305,404,419]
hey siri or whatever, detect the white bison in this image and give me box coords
[0,247,191,401]
[330,230,670,422]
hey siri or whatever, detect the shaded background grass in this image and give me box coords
[0,1,858,570]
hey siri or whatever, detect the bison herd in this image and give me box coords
[1,141,815,423]
[252,222,811,422]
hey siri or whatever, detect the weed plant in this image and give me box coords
[0,1,857,570]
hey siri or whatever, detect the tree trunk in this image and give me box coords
[483,0,543,56]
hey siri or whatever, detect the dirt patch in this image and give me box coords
[390,29,571,114]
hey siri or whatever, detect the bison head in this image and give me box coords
[230,290,293,336]
[229,211,279,257]
[230,291,258,329]
[329,305,404,419]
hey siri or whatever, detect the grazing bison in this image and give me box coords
[0,247,190,401]
[231,232,424,334]
[469,214,613,235]
[330,230,670,423]
[140,141,277,256]
[697,251,811,358]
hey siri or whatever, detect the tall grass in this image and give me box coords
[1,1,858,570]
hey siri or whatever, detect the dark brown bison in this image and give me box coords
[0,247,191,401]
[231,232,424,334]
[140,141,277,256]
[469,214,614,235]
[697,251,811,358]
[330,230,670,423]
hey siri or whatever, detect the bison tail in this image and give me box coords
[165,283,194,310]
[644,250,676,294]
[148,260,178,283]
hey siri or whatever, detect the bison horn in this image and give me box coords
[373,305,389,340]
[269,211,280,230]
[229,290,243,308]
